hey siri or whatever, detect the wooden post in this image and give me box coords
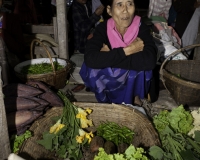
[56,0,69,59]
[0,66,11,159]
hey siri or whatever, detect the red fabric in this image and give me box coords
[13,0,38,24]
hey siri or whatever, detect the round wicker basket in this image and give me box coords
[18,102,160,160]
[14,39,73,89]
[160,44,200,106]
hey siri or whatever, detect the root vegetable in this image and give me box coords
[117,143,129,154]
[90,136,104,153]
[104,141,117,154]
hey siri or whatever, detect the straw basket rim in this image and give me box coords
[160,44,200,91]
[14,58,68,77]
[18,102,160,160]
[162,64,200,89]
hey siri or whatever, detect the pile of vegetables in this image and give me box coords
[20,61,64,74]
[149,105,200,160]
[89,121,148,160]
[3,80,64,135]
[95,145,148,160]
[37,91,94,159]
[37,92,149,160]
[10,130,32,153]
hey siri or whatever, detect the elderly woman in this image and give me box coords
[80,0,157,106]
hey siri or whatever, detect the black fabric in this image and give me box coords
[173,0,196,38]
[84,20,157,71]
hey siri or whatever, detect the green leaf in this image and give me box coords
[194,131,200,142]
[149,146,165,160]
[37,133,55,150]
[180,150,199,160]
[57,145,67,158]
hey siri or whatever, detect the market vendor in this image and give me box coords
[80,0,157,106]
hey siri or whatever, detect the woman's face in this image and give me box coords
[107,0,135,31]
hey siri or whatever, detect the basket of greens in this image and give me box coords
[17,96,161,160]
[14,39,73,89]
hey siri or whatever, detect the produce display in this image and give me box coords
[149,105,200,160]
[4,81,200,160]
[20,61,64,74]
[37,92,149,160]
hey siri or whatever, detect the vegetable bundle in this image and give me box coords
[37,91,94,159]
[3,81,64,135]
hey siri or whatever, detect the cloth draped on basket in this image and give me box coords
[80,16,152,104]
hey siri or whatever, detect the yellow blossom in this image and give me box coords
[50,119,61,133]
[49,119,65,134]
[76,108,93,128]
[76,129,86,144]
[85,131,94,143]
[85,108,92,114]
[76,135,84,144]
[76,129,94,144]
[55,124,65,134]
[81,119,93,128]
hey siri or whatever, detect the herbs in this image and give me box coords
[149,105,200,160]
[21,61,64,74]
[10,130,32,153]
[37,91,93,159]
[96,121,134,146]
[94,145,148,160]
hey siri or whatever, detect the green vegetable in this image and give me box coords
[96,121,134,146]
[21,61,64,74]
[94,145,148,160]
[37,91,88,159]
[149,105,200,160]
[10,130,32,153]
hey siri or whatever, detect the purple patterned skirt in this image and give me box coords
[80,62,152,104]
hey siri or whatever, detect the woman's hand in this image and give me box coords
[123,37,144,56]
[100,44,110,51]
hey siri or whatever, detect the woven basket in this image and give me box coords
[14,39,73,89]
[160,44,200,106]
[18,102,160,160]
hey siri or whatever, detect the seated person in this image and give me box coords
[80,0,157,105]
[71,0,104,54]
